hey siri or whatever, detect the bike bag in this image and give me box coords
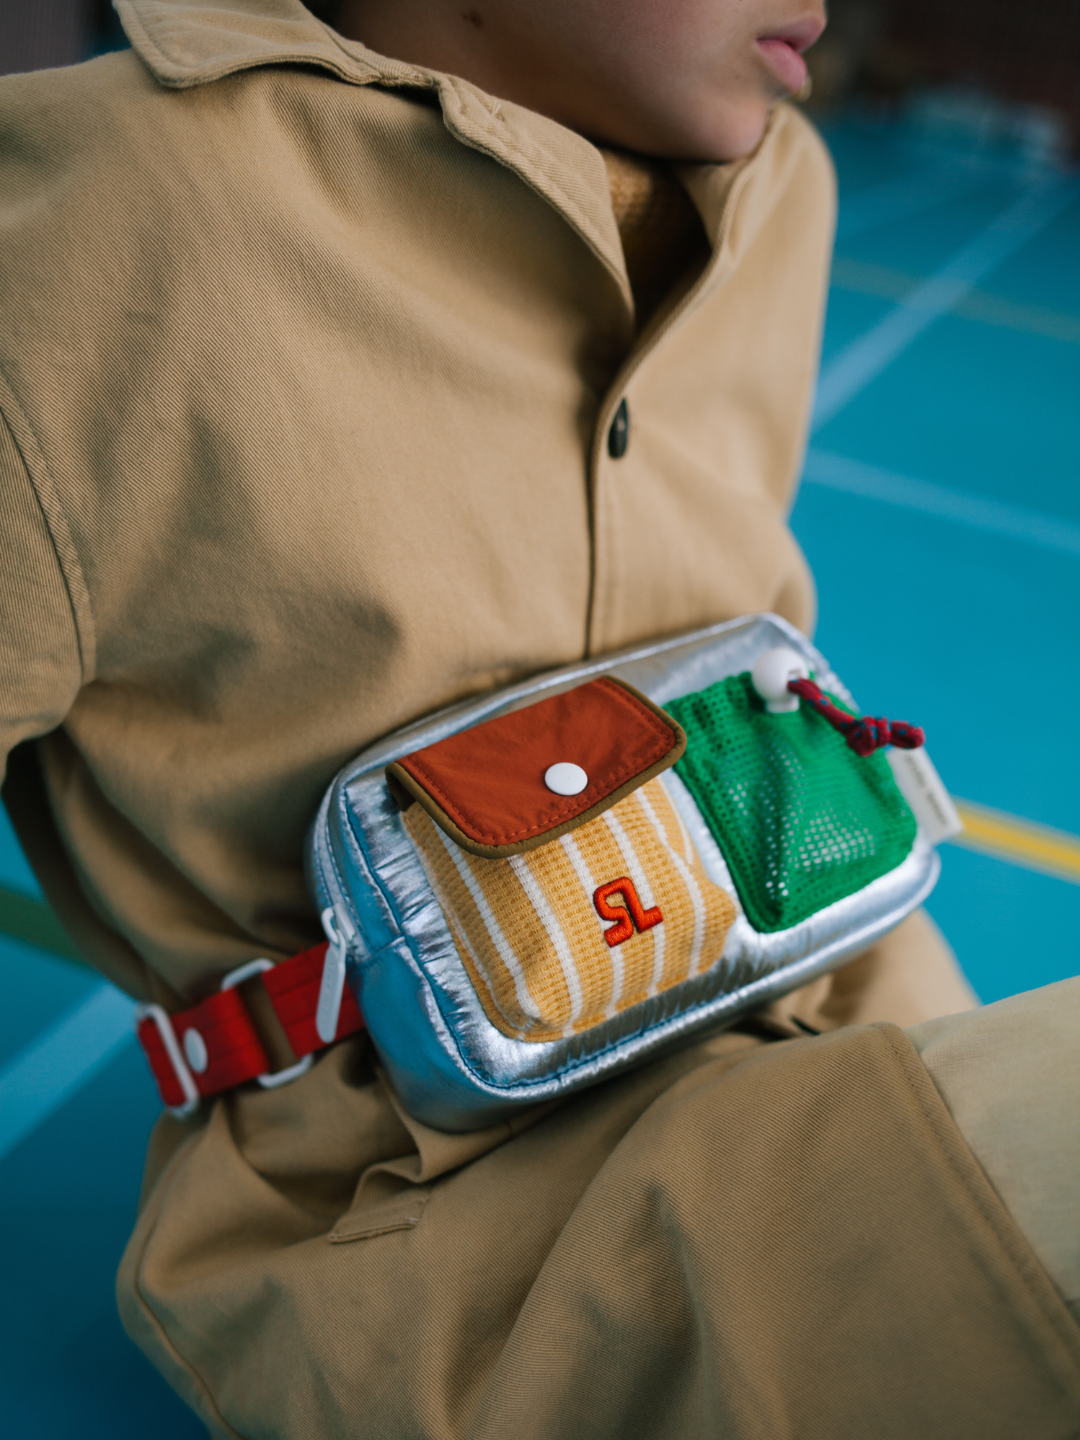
[306,613,955,1131]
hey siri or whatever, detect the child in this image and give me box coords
[1,1,1076,1434]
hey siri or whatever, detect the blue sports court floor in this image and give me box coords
[1,109,1079,1437]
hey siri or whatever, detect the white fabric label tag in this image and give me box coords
[886,747,963,846]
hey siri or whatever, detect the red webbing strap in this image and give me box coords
[136,940,365,1111]
[262,942,364,1055]
[137,1013,194,1111]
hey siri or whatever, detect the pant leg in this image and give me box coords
[908,976,1080,1326]
[119,1019,1080,1440]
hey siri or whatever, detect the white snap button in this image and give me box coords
[183,1027,209,1074]
[544,762,588,796]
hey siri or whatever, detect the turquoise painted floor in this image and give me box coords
[1,113,1078,1435]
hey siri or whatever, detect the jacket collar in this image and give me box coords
[115,0,420,90]
[117,0,640,306]
[115,1,783,322]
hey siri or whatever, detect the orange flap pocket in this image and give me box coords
[386,677,686,857]
[403,780,736,1040]
[390,680,737,1041]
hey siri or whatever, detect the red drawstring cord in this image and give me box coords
[787,678,925,757]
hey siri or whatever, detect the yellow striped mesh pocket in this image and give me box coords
[403,777,737,1041]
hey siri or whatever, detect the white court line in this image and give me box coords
[0,984,136,1165]
[814,177,1078,431]
[803,449,1080,558]
[837,162,991,241]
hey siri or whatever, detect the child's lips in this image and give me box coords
[755,37,809,93]
[755,16,824,94]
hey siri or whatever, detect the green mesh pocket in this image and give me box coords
[666,673,917,933]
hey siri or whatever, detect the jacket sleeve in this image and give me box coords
[0,408,82,784]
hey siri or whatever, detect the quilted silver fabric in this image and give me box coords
[307,614,940,1130]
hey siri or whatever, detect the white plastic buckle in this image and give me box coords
[316,907,351,1045]
[136,1003,200,1119]
[220,957,313,1089]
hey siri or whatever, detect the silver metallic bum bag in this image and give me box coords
[307,614,958,1131]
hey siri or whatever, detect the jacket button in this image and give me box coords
[607,398,629,459]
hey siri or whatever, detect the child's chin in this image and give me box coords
[683,102,772,165]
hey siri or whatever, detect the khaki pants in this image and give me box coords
[119,916,1080,1439]
[910,974,1080,1329]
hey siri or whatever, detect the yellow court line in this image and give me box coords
[950,800,1080,886]
[830,256,1080,349]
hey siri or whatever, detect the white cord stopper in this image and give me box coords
[751,647,810,714]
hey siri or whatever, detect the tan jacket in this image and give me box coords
[0,0,835,1009]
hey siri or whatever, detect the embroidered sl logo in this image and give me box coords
[593,878,663,948]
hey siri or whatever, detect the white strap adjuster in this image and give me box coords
[316,906,350,1044]
[220,957,313,1089]
[135,1003,200,1118]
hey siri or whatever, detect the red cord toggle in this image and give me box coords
[787,678,925,757]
